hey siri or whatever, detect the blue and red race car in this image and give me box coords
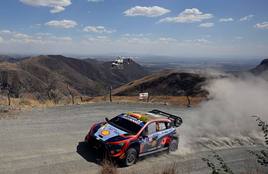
[84,109,183,166]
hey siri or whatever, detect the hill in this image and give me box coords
[250,58,268,80]
[0,55,19,63]
[0,55,148,100]
[251,59,268,74]
[112,69,208,97]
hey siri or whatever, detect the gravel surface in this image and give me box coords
[0,103,265,174]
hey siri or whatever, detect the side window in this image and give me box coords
[157,122,167,131]
[147,122,157,135]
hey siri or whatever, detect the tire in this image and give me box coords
[168,139,178,152]
[123,148,138,166]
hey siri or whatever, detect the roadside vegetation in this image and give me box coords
[201,116,267,174]
[0,95,205,111]
[99,161,178,174]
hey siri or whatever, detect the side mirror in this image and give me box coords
[140,130,148,138]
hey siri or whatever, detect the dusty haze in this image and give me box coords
[178,72,268,154]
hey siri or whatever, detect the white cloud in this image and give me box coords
[20,0,71,13]
[45,20,77,29]
[199,22,214,28]
[13,33,31,39]
[1,29,268,58]
[34,32,53,36]
[50,6,65,13]
[255,22,268,29]
[86,36,110,42]
[49,36,72,42]
[159,8,213,23]
[185,38,211,44]
[118,36,152,44]
[240,15,254,21]
[122,33,152,37]
[219,18,234,22]
[83,26,115,34]
[158,37,177,43]
[0,36,3,43]
[124,6,170,17]
[235,36,243,40]
[195,38,210,44]
[0,30,12,34]
[118,35,177,45]
[0,30,72,44]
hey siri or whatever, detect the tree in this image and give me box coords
[0,71,11,106]
[47,89,62,104]
[67,84,75,104]
[46,80,62,104]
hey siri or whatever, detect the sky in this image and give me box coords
[0,0,268,59]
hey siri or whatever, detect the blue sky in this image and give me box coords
[0,0,268,58]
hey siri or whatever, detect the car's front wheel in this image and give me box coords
[123,148,137,166]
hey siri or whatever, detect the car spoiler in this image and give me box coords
[148,109,183,127]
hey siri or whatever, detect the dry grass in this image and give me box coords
[0,95,91,110]
[160,163,177,174]
[99,160,117,174]
[89,95,206,107]
[98,162,182,174]
[0,97,55,109]
[98,158,267,174]
[0,95,205,112]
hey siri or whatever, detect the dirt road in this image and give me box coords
[0,103,265,174]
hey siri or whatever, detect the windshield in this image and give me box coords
[109,114,143,135]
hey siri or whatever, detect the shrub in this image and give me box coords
[99,160,117,174]
[248,116,268,167]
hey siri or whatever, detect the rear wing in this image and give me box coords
[149,109,183,127]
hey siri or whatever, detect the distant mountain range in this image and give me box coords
[0,55,148,99]
[0,55,267,101]
[112,69,208,97]
[112,58,268,97]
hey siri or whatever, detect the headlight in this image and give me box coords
[110,142,125,154]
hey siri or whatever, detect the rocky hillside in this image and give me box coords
[250,58,268,80]
[0,55,148,99]
[251,59,268,74]
[112,70,208,97]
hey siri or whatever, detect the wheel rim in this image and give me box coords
[170,141,177,151]
[126,152,135,164]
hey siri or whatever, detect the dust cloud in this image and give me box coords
[178,72,268,154]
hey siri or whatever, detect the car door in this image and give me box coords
[155,121,170,148]
[140,122,159,153]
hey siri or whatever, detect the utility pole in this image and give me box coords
[109,86,112,102]
[7,88,11,106]
[186,95,191,107]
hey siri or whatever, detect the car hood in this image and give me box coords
[94,123,128,142]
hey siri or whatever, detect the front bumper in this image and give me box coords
[86,136,126,159]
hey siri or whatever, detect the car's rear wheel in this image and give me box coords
[168,139,178,152]
[123,148,137,166]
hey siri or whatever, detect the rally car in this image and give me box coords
[84,109,183,166]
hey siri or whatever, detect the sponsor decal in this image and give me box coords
[130,113,142,119]
[94,124,127,141]
[101,130,110,136]
[120,114,145,126]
